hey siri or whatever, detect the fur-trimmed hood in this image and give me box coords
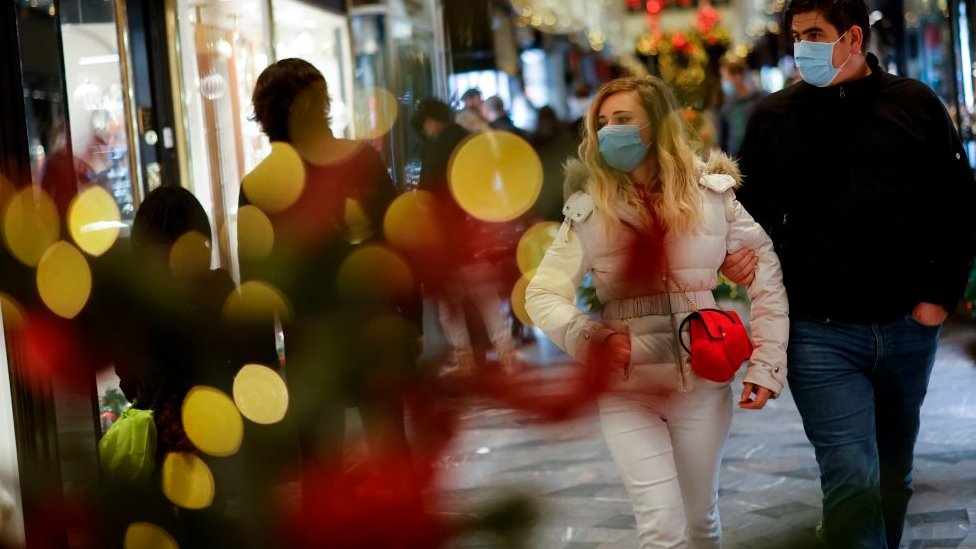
[562,149,742,199]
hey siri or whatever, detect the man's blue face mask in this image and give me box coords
[598,123,652,172]
[793,30,853,87]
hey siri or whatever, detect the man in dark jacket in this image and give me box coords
[727,0,976,547]
[482,95,526,138]
[412,99,518,374]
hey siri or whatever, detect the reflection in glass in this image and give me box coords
[61,17,135,220]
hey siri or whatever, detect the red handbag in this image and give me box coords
[678,309,753,382]
[669,275,753,383]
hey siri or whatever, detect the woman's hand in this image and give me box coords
[721,248,758,286]
[739,383,772,410]
[603,333,632,377]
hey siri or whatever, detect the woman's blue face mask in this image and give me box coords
[598,123,651,172]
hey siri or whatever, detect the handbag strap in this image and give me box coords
[666,271,698,313]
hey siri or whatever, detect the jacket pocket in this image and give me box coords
[604,316,683,394]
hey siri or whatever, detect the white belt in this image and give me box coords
[602,291,715,320]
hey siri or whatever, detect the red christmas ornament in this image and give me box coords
[646,0,663,14]
[696,6,721,33]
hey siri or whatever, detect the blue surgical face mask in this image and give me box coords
[793,31,853,87]
[598,123,651,172]
[721,80,736,97]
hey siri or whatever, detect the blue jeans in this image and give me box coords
[788,316,940,549]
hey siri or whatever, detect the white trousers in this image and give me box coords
[437,263,515,355]
[599,381,733,549]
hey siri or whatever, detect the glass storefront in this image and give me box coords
[172,0,355,278]
[61,17,136,221]
[349,0,442,188]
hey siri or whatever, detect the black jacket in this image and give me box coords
[737,54,976,323]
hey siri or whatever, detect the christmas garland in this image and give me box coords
[635,6,731,91]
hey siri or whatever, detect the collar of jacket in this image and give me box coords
[799,52,884,102]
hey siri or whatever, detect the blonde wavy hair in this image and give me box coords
[579,75,701,233]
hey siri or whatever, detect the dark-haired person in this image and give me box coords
[482,95,526,138]
[716,56,764,157]
[117,186,244,453]
[724,0,976,546]
[411,98,518,374]
[460,87,483,111]
[242,59,413,478]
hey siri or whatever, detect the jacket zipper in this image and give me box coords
[839,86,846,98]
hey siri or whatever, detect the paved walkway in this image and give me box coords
[435,320,976,548]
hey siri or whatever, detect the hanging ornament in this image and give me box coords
[200,72,227,101]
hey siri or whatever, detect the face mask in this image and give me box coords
[598,123,651,172]
[794,31,853,87]
[721,80,735,97]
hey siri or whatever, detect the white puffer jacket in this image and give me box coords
[526,153,789,395]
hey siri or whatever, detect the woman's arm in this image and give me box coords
[525,198,616,361]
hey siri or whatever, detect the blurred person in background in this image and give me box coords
[455,105,491,134]
[717,56,765,157]
[460,87,483,112]
[530,105,576,222]
[413,98,518,375]
[482,95,526,138]
[526,75,788,548]
[242,59,415,491]
[727,0,976,546]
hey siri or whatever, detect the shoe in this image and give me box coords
[441,348,476,378]
[499,349,520,375]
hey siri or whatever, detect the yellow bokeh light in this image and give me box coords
[383,190,442,254]
[449,131,543,222]
[353,87,399,140]
[67,185,121,256]
[37,241,91,319]
[222,280,292,324]
[516,221,561,275]
[3,187,60,267]
[0,292,26,331]
[162,452,214,510]
[336,245,413,303]
[233,364,288,425]
[241,142,305,214]
[169,231,211,279]
[511,272,534,327]
[181,386,243,457]
[344,198,372,244]
[236,205,274,261]
[124,522,179,549]
[289,83,363,166]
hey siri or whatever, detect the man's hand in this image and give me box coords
[740,383,772,410]
[721,248,758,286]
[911,302,948,327]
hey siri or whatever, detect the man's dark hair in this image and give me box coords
[785,0,870,42]
[251,58,327,142]
[412,98,454,132]
[461,88,482,101]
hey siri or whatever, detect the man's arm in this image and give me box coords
[917,98,976,317]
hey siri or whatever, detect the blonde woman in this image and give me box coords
[525,76,789,548]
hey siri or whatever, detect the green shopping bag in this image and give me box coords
[98,406,158,482]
